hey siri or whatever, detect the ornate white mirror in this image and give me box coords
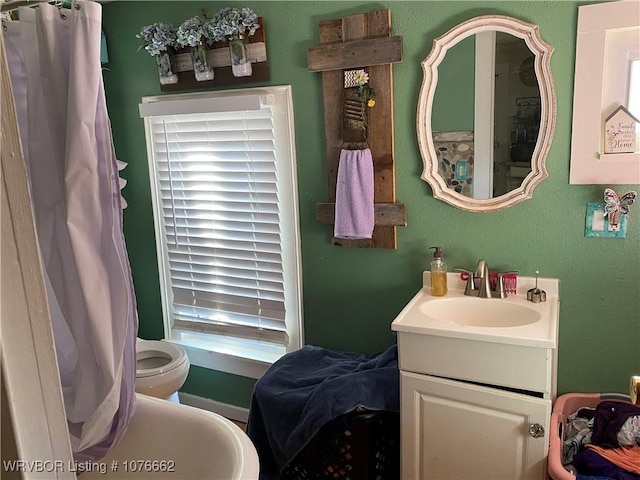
[417,15,556,212]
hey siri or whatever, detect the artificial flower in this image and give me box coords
[209,7,260,41]
[176,15,215,48]
[355,83,376,105]
[137,23,177,56]
[354,71,370,86]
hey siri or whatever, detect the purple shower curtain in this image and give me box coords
[4,1,137,461]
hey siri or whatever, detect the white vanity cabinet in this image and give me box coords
[398,340,554,479]
[391,272,559,480]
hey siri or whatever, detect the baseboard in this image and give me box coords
[178,392,249,423]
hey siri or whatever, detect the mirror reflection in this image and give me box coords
[431,32,541,199]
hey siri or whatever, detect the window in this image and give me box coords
[569,0,640,184]
[139,86,303,379]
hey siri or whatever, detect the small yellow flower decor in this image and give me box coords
[352,70,376,108]
[343,69,376,143]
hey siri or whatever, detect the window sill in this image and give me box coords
[167,332,286,379]
[598,152,639,162]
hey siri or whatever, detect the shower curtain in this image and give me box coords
[3,1,137,461]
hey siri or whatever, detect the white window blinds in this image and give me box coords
[140,87,302,362]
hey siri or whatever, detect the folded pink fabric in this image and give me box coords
[334,148,375,239]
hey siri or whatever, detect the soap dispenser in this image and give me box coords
[429,247,448,296]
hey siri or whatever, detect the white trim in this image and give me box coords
[569,0,640,184]
[178,392,250,424]
[142,85,304,379]
[139,94,261,118]
[177,341,271,379]
[1,33,75,478]
[630,58,640,117]
[417,15,555,212]
[274,85,304,354]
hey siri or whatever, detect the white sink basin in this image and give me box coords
[392,272,559,348]
[419,296,541,327]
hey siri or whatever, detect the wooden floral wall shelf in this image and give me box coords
[160,17,269,92]
[307,9,405,249]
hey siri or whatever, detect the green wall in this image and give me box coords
[102,0,640,409]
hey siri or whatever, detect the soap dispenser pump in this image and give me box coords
[429,246,448,296]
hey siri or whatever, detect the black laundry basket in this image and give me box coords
[280,408,400,480]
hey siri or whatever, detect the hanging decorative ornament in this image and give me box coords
[603,188,636,228]
[342,69,376,147]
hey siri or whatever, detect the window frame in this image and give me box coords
[569,0,640,184]
[140,85,304,379]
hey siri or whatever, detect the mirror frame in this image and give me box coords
[417,15,556,212]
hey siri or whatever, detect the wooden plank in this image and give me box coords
[318,19,343,44]
[328,12,373,250]
[316,202,407,226]
[319,18,344,202]
[172,43,267,72]
[160,17,269,91]
[341,15,368,144]
[366,9,393,38]
[314,8,402,249]
[307,36,403,72]
[364,9,397,249]
[342,13,365,41]
[160,62,269,92]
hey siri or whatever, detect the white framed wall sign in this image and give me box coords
[569,0,640,184]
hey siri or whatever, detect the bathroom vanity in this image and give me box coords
[391,271,559,480]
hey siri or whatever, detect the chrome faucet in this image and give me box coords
[474,259,492,298]
[455,259,514,299]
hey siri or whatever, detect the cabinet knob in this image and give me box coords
[528,423,545,438]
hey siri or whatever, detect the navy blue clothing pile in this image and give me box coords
[246,344,399,480]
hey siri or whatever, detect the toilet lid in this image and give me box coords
[136,340,188,378]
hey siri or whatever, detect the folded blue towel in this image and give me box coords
[247,344,399,480]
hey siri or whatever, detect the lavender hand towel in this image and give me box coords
[334,148,375,239]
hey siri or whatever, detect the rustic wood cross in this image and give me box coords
[307,9,406,249]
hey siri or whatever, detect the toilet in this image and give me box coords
[135,338,190,403]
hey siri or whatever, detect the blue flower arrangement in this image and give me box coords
[136,23,178,56]
[209,7,260,41]
[176,15,215,48]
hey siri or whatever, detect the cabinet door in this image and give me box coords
[401,371,550,480]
